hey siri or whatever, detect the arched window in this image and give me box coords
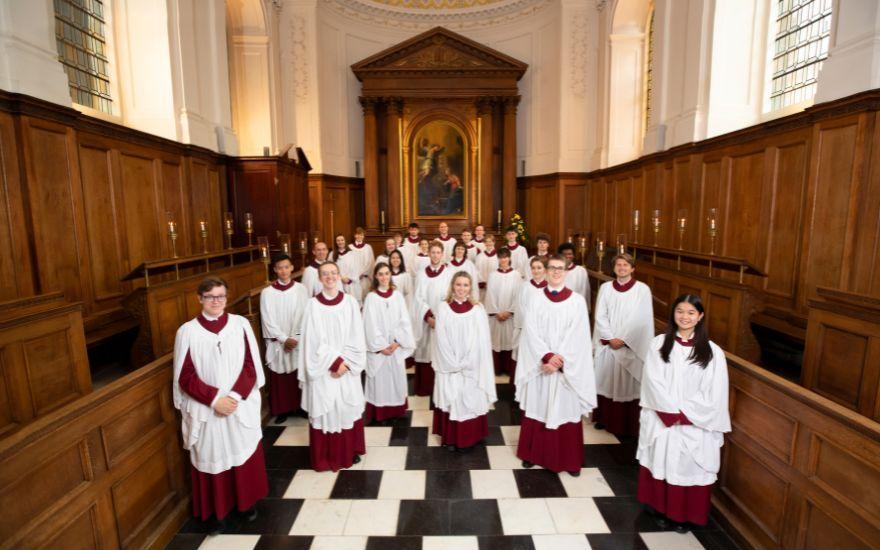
[54,0,113,115]
[769,0,832,111]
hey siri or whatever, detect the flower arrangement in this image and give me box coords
[509,212,529,246]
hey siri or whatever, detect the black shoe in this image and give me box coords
[243,507,258,522]
[352,454,361,464]
[568,470,581,477]
[594,422,605,430]
[673,522,691,533]
[207,517,226,535]
[654,516,670,529]
[446,444,457,452]
[274,414,289,424]
[521,460,534,468]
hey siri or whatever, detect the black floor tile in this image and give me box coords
[484,426,505,446]
[396,499,450,536]
[450,499,503,535]
[262,425,286,447]
[390,426,428,447]
[495,383,517,402]
[425,470,473,499]
[586,533,649,550]
[254,535,314,550]
[266,469,296,497]
[583,444,637,468]
[513,469,568,498]
[223,499,304,535]
[487,401,521,426]
[478,535,536,550]
[405,446,490,470]
[329,470,383,499]
[264,446,312,470]
[598,466,639,496]
[367,536,422,550]
[695,529,742,550]
[164,533,205,550]
[593,496,672,534]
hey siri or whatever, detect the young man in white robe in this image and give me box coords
[411,238,431,279]
[484,248,523,378]
[515,255,597,476]
[503,226,529,278]
[299,261,368,472]
[375,237,397,268]
[173,277,268,533]
[412,241,452,397]
[460,228,480,262]
[449,241,479,284]
[558,242,590,310]
[333,234,362,304]
[473,224,487,253]
[260,255,310,423]
[436,221,456,262]
[363,263,417,425]
[637,294,730,532]
[431,271,497,451]
[475,234,498,301]
[531,232,551,262]
[592,253,654,437]
[400,222,422,270]
[302,241,341,297]
[349,227,375,300]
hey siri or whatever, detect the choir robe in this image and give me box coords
[299,291,368,471]
[375,253,391,268]
[173,313,269,521]
[473,238,486,253]
[411,253,430,281]
[564,263,590,310]
[391,269,414,311]
[591,279,654,436]
[637,335,730,525]
[363,288,417,422]
[349,241,375,300]
[504,243,530,279]
[484,268,523,377]
[335,249,363,304]
[475,249,498,300]
[437,234,456,262]
[463,242,481,262]
[448,257,479,285]
[400,235,421,272]
[302,260,343,297]
[431,300,497,448]
[515,287,597,473]
[260,280,309,416]
[513,279,549,358]
[412,264,453,396]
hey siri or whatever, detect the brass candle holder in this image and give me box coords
[677,209,687,251]
[244,212,254,246]
[311,231,321,246]
[199,219,208,253]
[596,234,606,274]
[223,212,234,250]
[380,210,387,233]
[279,233,291,256]
[166,212,179,259]
[496,209,503,232]
[651,209,661,248]
[632,209,640,244]
[258,236,270,283]
[616,233,627,256]
[577,235,588,265]
[298,231,308,267]
[707,208,718,255]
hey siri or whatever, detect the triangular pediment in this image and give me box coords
[352,26,527,79]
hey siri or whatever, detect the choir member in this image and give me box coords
[473,224,487,252]
[349,227,375,300]
[437,221,456,261]
[503,226,529,278]
[393,231,403,250]
[389,249,413,311]
[637,294,730,532]
[460,228,481,261]
[375,237,397,267]
[299,262,368,472]
[592,254,654,437]
[260,255,309,423]
[484,248,523,377]
[513,256,548,369]
[302,241,342,297]
[363,263,417,425]
[475,234,498,300]
[450,241,479,284]
[411,238,431,278]
[412,241,452,396]
[557,242,590,308]
[173,277,268,534]
[400,222,422,269]
[515,255,596,476]
[431,271,497,451]
[531,232,551,262]
[333,234,361,303]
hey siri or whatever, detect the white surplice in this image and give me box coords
[463,242,481,262]
[173,314,265,473]
[437,235,456,262]
[412,264,453,363]
[301,261,343,297]
[592,280,654,401]
[475,250,498,300]
[391,269,414,311]
[335,249,363,304]
[504,243,529,279]
[260,281,309,374]
[431,301,497,421]
[564,264,590,310]
[298,292,367,432]
[349,242,375,300]
[448,258,479,286]
[363,289,417,407]
[515,287,597,429]
[484,269,524,352]
[637,336,731,486]
[400,237,421,273]
[411,253,430,282]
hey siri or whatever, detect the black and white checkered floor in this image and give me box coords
[167,375,739,550]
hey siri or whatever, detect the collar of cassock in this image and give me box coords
[417,252,428,257]
[351,241,366,249]
[407,235,420,243]
[272,279,294,291]
[474,237,484,243]
[451,258,466,266]
[448,299,473,313]
[613,278,636,292]
[543,286,572,302]
[506,243,519,250]
[375,287,393,298]
[530,279,547,288]
[566,263,577,271]
[426,264,446,277]
[317,291,344,306]
[675,334,696,347]
[337,248,349,256]
[484,249,496,257]
[198,312,229,333]
[438,234,452,241]
[310,260,323,269]
[497,267,513,274]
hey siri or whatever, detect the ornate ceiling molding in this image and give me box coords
[325,0,553,30]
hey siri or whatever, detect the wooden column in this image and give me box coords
[360,97,380,230]
[477,97,495,229]
[502,96,519,222]
[385,97,403,229]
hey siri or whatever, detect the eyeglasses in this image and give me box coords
[202,295,227,302]
[546,266,565,272]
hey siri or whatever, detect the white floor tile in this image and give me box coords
[531,534,591,550]
[422,536,480,550]
[362,446,408,470]
[410,409,434,427]
[283,470,339,499]
[582,419,620,445]
[469,469,520,499]
[405,367,415,375]
[640,531,706,550]
[378,470,426,499]
[500,425,520,446]
[545,497,610,534]
[309,536,367,550]
[486,445,525,469]
[364,426,393,446]
[290,499,352,536]
[198,535,260,550]
[344,499,400,536]
[407,395,430,410]
[495,374,511,384]
[497,498,556,535]
[274,426,310,446]
[557,468,615,497]
[427,432,443,446]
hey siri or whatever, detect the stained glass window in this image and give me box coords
[769,0,832,111]
[54,0,113,114]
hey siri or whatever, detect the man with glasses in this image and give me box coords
[515,255,596,477]
[172,277,269,534]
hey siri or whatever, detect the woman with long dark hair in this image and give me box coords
[636,294,731,533]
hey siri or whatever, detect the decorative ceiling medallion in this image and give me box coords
[366,0,507,8]
[326,0,552,30]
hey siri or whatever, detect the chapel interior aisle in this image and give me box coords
[166,376,739,550]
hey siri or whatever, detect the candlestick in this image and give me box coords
[166,212,178,258]
[677,209,687,250]
[279,233,291,256]
[616,233,627,255]
[223,212,234,250]
[244,213,254,246]
[497,209,503,230]
[380,210,386,232]
[198,219,208,253]
[632,210,640,243]
[258,236,270,283]
[651,209,661,247]
[596,234,606,274]
[707,208,718,255]
[311,231,321,245]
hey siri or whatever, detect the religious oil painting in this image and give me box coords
[413,120,467,217]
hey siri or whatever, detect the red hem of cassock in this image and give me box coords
[593,395,640,437]
[268,370,302,416]
[516,416,583,473]
[431,409,488,448]
[492,350,516,378]
[414,362,434,396]
[190,441,269,521]
[309,418,366,472]
[636,466,713,525]
[364,399,408,423]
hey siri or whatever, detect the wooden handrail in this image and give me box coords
[121,246,261,281]
[586,268,669,309]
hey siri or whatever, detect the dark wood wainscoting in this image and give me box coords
[308,173,366,245]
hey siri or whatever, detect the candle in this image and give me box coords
[597,240,605,253]
[380,210,386,225]
[167,220,176,234]
[633,210,640,226]
[245,213,254,231]
[497,210,502,226]
[578,236,587,249]
[709,218,716,230]
[199,220,207,232]
[678,216,687,230]
[300,239,307,251]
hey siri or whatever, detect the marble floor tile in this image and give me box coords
[283,470,339,499]
[344,499,400,536]
[558,468,615,497]
[530,534,591,550]
[545,497,610,534]
[469,469,520,499]
[378,470,426,500]
[486,445,526,470]
[422,536,480,550]
[640,531,706,550]
[364,426,393,446]
[497,498,556,535]
[289,499,352,536]
[197,534,260,550]
[274,426,310,446]
[309,535,368,550]
[362,446,408,470]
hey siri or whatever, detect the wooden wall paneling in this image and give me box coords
[852,111,880,297]
[229,163,278,247]
[0,112,34,301]
[699,154,725,256]
[119,151,164,271]
[611,175,632,246]
[721,147,770,286]
[561,178,587,248]
[672,156,699,252]
[187,158,224,254]
[161,159,189,257]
